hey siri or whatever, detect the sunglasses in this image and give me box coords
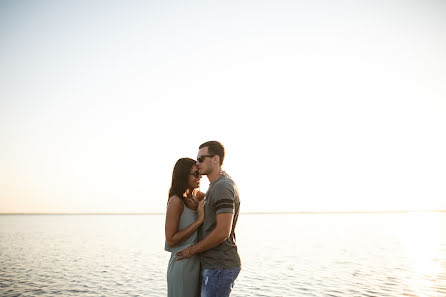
[190,171,201,178]
[197,154,215,163]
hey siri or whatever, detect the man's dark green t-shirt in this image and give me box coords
[199,175,241,269]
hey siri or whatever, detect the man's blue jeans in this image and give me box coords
[201,268,241,297]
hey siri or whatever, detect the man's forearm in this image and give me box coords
[190,229,228,255]
[180,212,233,259]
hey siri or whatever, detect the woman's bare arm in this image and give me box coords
[165,196,205,248]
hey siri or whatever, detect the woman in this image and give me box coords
[165,158,205,297]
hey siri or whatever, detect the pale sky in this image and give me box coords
[1,0,445,213]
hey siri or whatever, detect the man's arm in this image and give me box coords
[176,212,233,260]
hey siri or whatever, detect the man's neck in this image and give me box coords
[207,167,222,184]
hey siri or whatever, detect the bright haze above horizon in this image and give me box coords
[1,1,445,214]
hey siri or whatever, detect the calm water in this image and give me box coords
[1,213,446,297]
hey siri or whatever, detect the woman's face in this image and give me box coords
[188,164,201,189]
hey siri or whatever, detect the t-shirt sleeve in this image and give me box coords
[211,182,235,215]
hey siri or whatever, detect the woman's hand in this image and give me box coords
[197,199,205,223]
[196,191,206,201]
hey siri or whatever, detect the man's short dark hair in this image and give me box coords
[199,141,225,165]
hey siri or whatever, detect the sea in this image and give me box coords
[1,212,445,297]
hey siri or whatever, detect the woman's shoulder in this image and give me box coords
[167,195,184,208]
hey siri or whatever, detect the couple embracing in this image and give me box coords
[165,141,241,297]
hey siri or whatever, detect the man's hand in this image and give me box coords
[176,246,192,261]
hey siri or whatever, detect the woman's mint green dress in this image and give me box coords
[165,202,200,297]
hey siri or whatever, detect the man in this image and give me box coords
[176,140,241,297]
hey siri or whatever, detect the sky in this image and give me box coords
[1,0,445,213]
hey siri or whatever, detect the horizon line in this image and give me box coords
[1,209,445,215]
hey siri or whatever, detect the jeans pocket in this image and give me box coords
[202,268,241,297]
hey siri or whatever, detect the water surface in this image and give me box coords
[1,213,445,296]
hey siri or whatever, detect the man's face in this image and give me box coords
[196,147,214,175]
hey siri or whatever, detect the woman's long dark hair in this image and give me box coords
[168,158,196,200]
